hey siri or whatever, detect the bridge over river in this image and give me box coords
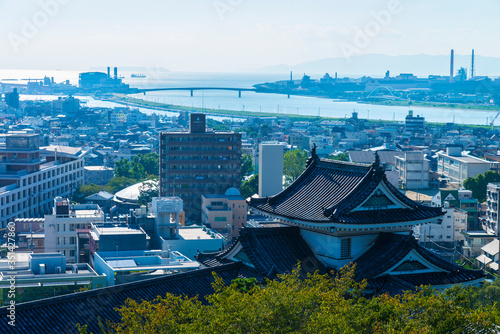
[133,87,258,98]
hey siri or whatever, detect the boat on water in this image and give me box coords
[131,74,146,78]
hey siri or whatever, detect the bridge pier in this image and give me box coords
[190,90,193,97]
[238,90,241,98]
[143,92,146,96]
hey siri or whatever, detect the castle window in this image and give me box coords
[341,238,351,258]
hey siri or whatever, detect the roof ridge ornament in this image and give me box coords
[372,150,380,168]
[306,143,319,167]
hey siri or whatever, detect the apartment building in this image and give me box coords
[0,134,85,228]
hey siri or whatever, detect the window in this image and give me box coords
[341,238,351,258]
[214,217,227,222]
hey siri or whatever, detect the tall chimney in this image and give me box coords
[450,49,454,83]
[107,67,110,79]
[114,67,118,79]
[471,49,475,79]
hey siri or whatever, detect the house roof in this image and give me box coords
[249,151,443,224]
[481,239,499,256]
[86,191,114,201]
[0,263,246,334]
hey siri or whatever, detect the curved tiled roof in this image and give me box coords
[354,233,484,287]
[249,155,443,224]
[197,227,327,278]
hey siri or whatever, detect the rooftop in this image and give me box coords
[178,226,223,240]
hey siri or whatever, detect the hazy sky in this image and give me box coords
[0,0,498,72]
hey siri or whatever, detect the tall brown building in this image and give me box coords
[159,114,242,223]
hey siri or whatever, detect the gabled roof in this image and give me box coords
[0,263,245,334]
[249,151,443,224]
[354,233,484,288]
[86,190,114,201]
[197,226,327,279]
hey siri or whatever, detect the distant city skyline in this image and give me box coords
[0,0,499,72]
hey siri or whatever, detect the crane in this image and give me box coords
[491,111,500,130]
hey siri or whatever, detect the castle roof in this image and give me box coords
[249,151,443,225]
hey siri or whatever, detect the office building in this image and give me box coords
[258,142,283,197]
[159,113,241,223]
[0,133,85,228]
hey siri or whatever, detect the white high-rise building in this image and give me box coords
[258,142,283,197]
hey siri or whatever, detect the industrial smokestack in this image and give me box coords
[471,49,475,79]
[114,67,118,79]
[107,67,110,79]
[450,49,454,83]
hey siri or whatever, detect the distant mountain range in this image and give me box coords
[256,54,500,78]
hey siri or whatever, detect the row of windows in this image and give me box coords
[162,136,239,142]
[162,155,239,161]
[165,146,236,151]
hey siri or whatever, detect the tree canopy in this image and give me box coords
[283,149,309,185]
[241,154,254,179]
[78,264,500,334]
[463,170,500,202]
[240,174,258,198]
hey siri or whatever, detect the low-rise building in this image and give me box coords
[437,146,495,186]
[201,188,247,239]
[395,151,430,189]
[0,253,106,305]
[93,249,199,286]
[84,166,114,185]
[461,231,496,258]
[45,198,104,263]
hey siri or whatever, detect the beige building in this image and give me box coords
[201,188,247,240]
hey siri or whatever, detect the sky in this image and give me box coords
[0,0,499,72]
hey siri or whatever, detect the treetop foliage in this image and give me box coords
[463,170,500,202]
[78,264,500,334]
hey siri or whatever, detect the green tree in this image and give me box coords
[240,174,258,198]
[241,154,254,179]
[114,159,131,178]
[139,153,159,176]
[329,151,349,161]
[80,264,500,334]
[73,184,106,203]
[283,149,308,184]
[463,170,500,202]
[106,177,138,194]
[137,180,159,206]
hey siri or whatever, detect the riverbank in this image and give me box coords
[358,100,500,112]
[99,95,494,130]
[109,95,336,122]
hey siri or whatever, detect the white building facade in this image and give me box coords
[0,134,85,228]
